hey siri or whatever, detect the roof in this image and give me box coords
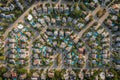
[17,24,24,29]
[19,73,27,80]
[78,48,85,54]
[3,71,11,78]
[32,72,39,78]
[12,72,17,77]
[27,14,33,21]
[100,72,105,80]
[48,72,54,78]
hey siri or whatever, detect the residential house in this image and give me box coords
[3,71,11,78]
[43,7,47,13]
[33,59,41,66]
[99,72,105,80]
[0,13,14,19]
[19,73,27,80]
[15,0,24,10]
[33,54,39,59]
[31,72,40,80]
[11,72,17,78]
[67,17,73,22]
[62,17,67,23]
[0,26,3,30]
[0,4,15,11]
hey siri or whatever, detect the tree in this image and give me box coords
[45,3,50,7]
[0,77,2,80]
[17,68,27,74]
[0,67,7,76]
[69,9,82,18]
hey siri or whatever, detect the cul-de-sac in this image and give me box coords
[0,0,120,80]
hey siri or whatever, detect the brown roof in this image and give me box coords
[19,73,27,80]
[12,72,17,77]
[3,71,11,78]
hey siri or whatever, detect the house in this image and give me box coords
[12,72,17,78]
[54,31,58,36]
[106,72,114,78]
[3,71,11,78]
[13,27,20,33]
[24,32,31,38]
[0,13,14,19]
[9,43,15,48]
[51,18,56,24]
[67,53,72,59]
[91,54,97,58]
[17,24,24,29]
[112,15,118,20]
[53,41,57,46]
[33,59,41,65]
[20,35,28,41]
[78,48,85,54]
[99,72,105,80]
[72,19,78,24]
[106,19,113,26]
[48,7,53,14]
[97,28,104,34]
[112,4,120,9]
[32,10,37,17]
[102,32,109,37]
[65,31,73,36]
[31,72,40,80]
[56,16,61,23]
[9,59,15,64]
[93,0,98,3]
[44,16,50,23]
[115,65,120,70]
[103,59,110,64]
[9,54,15,59]
[36,7,42,13]
[59,7,63,12]
[62,17,66,23]
[66,46,72,52]
[15,0,24,10]
[0,26,3,30]
[59,31,64,36]
[67,17,73,22]
[102,38,110,42]
[64,7,69,15]
[102,54,108,58]
[19,60,25,65]
[0,4,15,11]
[116,43,120,47]
[8,38,16,43]
[116,37,120,41]
[64,73,69,80]
[92,60,96,64]
[38,18,45,24]
[19,52,27,58]
[19,73,27,80]
[41,73,46,80]
[48,69,54,78]
[79,72,84,80]
[60,42,66,48]
[33,54,39,59]
[46,47,52,53]
[54,7,58,12]
[27,14,33,21]
[47,31,53,36]
[70,6,74,11]
[43,7,47,13]
[77,23,84,29]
